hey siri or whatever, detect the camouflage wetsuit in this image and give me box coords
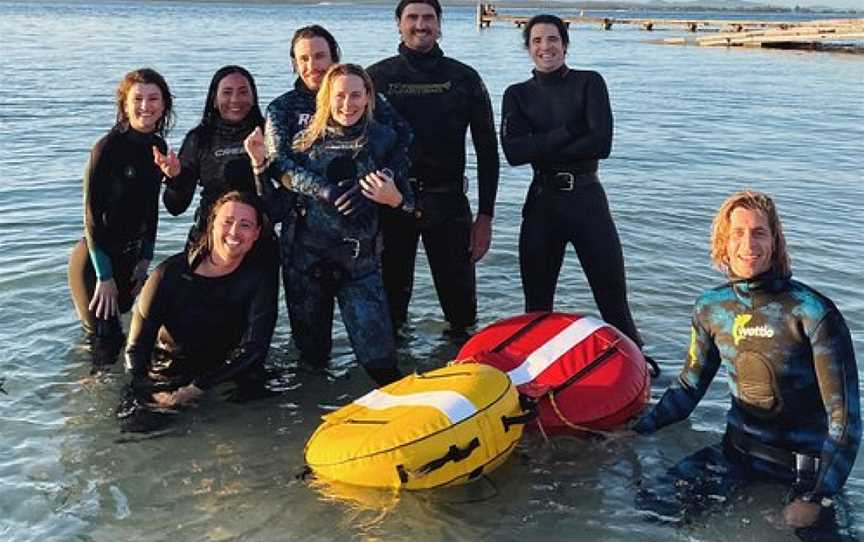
[259,78,412,310]
[635,273,861,504]
[270,120,413,370]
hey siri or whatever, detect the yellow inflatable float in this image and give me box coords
[304,363,530,490]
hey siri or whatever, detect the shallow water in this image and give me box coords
[0,2,862,541]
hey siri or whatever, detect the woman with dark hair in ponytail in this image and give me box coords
[68,68,175,370]
[157,66,267,248]
[122,191,278,417]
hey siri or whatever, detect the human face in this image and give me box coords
[330,74,369,127]
[211,201,260,263]
[215,72,253,124]
[398,3,440,53]
[124,83,165,133]
[294,37,334,91]
[529,23,566,73]
[726,207,774,279]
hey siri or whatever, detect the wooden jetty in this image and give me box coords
[476,3,864,48]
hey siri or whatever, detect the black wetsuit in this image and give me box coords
[500,65,642,346]
[125,247,278,392]
[68,126,167,360]
[368,43,500,331]
[163,117,259,247]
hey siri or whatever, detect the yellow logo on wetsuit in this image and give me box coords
[732,314,775,345]
[688,326,698,367]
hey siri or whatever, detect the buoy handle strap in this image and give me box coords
[548,340,621,394]
[396,437,481,483]
[500,394,538,432]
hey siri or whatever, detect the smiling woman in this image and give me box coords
[67,68,174,371]
[159,65,266,250]
[119,191,279,429]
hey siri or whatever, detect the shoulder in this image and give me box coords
[367,56,400,77]
[504,78,533,97]
[694,282,736,309]
[266,90,303,115]
[443,57,485,85]
[786,279,840,322]
[92,127,121,154]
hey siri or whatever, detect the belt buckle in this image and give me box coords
[343,237,361,259]
[795,453,819,474]
[555,172,575,191]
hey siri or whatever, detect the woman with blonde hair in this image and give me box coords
[257,63,414,386]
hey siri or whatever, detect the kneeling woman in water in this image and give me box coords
[157,66,266,248]
[68,68,174,368]
[247,64,414,386]
[124,191,278,408]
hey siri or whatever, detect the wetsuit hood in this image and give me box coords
[213,115,256,140]
[398,42,444,72]
[531,64,569,86]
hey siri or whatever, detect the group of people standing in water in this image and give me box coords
[66,0,858,531]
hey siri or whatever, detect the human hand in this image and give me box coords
[360,169,402,208]
[469,214,492,263]
[152,145,181,178]
[334,184,372,217]
[89,278,119,320]
[243,126,266,167]
[130,259,150,297]
[783,498,822,528]
[151,384,203,408]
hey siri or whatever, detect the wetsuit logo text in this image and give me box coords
[732,314,775,345]
[387,82,452,95]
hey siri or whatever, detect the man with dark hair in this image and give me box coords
[631,190,860,530]
[244,25,413,373]
[367,0,500,337]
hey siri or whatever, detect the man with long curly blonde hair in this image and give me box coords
[632,190,860,531]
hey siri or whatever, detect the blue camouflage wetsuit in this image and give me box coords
[260,79,413,300]
[268,119,413,371]
[634,273,861,510]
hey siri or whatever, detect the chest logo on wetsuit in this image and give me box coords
[213,146,246,158]
[387,82,452,95]
[732,314,775,345]
[123,165,136,179]
[298,113,312,129]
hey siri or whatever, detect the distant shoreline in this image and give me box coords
[12,0,860,15]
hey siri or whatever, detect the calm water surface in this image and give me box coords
[0,2,862,541]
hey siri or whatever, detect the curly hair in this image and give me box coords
[115,68,174,138]
[710,189,791,277]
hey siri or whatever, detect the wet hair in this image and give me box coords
[293,64,375,152]
[290,25,341,69]
[710,190,792,278]
[199,65,264,131]
[115,68,175,138]
[193,190,266,260]
[395,0,442,20]
[523,14,570,49]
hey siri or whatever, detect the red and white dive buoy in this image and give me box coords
[456,312,650,434]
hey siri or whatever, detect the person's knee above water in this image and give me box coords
[67,67,175,370]
[242,24,413,338]
[500,14,644,349]
[630,189,861,529]
[123,190,279,410]
[255,63,413,387]
[367,0,500,335]
[159,66,267,249]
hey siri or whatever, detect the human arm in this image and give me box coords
[160,130,199,216]
[799,310,861,502]
[244,126,288,223]
[468,75,499,220]
[500,84,574,167]
[191,254,279,390]
[124,263,171,393]
[633,319,722,434]
[556,72,613,160]
[261,102,329,197]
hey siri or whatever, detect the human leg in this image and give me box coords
[379,207,420,330]
[518,193,567,312]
